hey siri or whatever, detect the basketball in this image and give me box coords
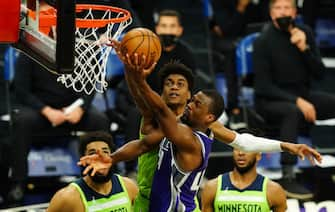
[120,27,162,68]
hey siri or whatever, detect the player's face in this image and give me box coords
[181,91,213,126]
[233,149,261,174]
[270,0,296,21]
[85,141,112,180]
[161,74,190,108]
[155,16,183,37]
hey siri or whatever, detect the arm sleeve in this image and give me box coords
[229,132,282,153]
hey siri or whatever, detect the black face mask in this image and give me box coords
[275,16,294,32]
[159,34,178,47]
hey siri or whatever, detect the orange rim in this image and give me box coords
[28,4,131,28]
[76,4,131,28]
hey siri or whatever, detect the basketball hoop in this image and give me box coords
[32,4,132,94]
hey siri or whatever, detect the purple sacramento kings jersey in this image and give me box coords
[149,131,213,212]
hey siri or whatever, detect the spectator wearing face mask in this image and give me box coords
[253,0,334,200]
[148,9,196,93]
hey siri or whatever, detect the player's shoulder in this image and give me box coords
[47,184,82,211]
[121,176,137,185]
[122,176,139,192]
[266,178,285,196]
[265,178,287,210]
[54,184,81,201]
[203,176,219,189]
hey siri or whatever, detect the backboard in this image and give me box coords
[12,0,75,74]
[0,0,20,43]
[1,0,132,93]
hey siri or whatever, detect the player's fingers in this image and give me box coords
[299,152,305,161]
[83,165,93,175]
[110,39,120,48]
[91,167,97,176]
[311,109,317,123]
[77,159,88,167]
[308,154,315,166]
[141,54,147,67]
[78,157,91,165]
[125,54,135,68]
[312,150,322,163]
[308,111,316,123]
[148,62,157,71]
[133,53,139,66]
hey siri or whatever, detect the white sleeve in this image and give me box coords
[228,132,283,153]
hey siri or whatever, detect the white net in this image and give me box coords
[57,6,132,95]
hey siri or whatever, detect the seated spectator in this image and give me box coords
[7,53,110,206]
[253,0,335,200]
[209,0,265,129]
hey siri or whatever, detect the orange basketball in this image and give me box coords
[120,27,162,68]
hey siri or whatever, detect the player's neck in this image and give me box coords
[170,104,185,116]
[84,176,112,195]
[230,169,257,189]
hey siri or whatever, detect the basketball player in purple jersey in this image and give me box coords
[122,53,225,211]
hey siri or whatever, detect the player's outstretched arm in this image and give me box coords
[78,130,164,176]
[210,121,322,164]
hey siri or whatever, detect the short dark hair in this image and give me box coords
[201,89,225,120]
[159,61,194,92]
[157,9,182,25]
[79,131,115,156]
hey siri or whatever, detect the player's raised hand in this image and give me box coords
[281,142,322,165]
[77,149,113,176]
[124,53,156,79]
[109,40,125,61]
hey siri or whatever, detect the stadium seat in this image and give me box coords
[315,18,335,49]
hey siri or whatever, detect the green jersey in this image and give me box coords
[214,173,271,212]
[71,174,132,212]
[134,130,159,212]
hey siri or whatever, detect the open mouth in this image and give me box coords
[169,92,179,98]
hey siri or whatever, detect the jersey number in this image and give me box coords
[191,170,205,191]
